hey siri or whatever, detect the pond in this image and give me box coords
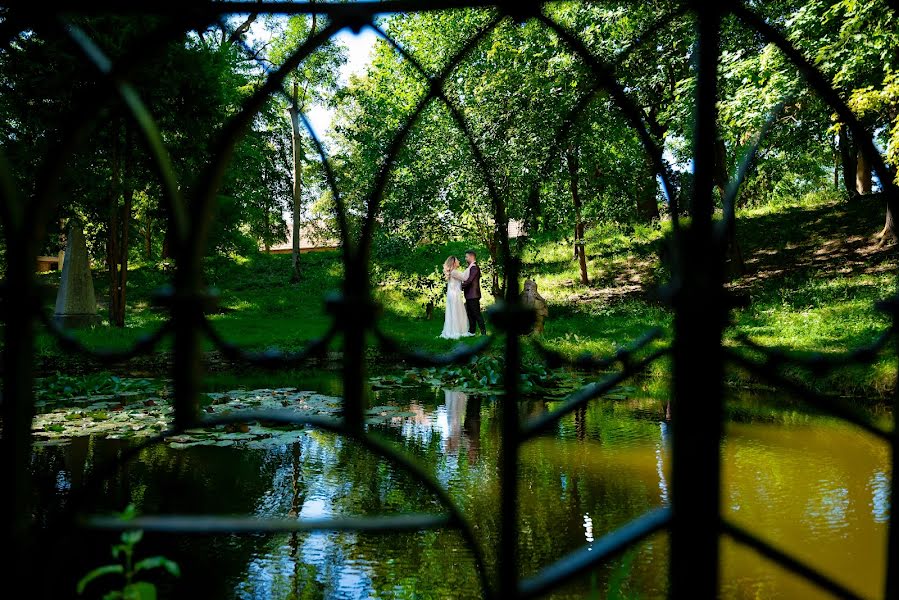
[28,375,890,599]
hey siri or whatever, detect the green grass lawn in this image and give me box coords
[31,190,899,398]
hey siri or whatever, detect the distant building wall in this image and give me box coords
[267,246,337,255]
[264,221,339,254]
[36,255,60,272]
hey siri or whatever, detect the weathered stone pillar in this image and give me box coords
[520,279,548,334]
[54,223,98,327]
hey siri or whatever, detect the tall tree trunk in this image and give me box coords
[834,153,840,190]
[720,186,745,278]
[262,165,271,253]
[876,163,899,245]
[263,208,271,253]
[636,157,660,221]
[288,85,303,283]
[566,145,588,285]
[877,205,898,246]
[833,136,840,190]
[284,12,317,283]
[856,148,872,195]
[877,105,899,245]
[487,237,500,298]
[106,134,120,326]
[144,211,152,260]
[161,226,170,260]
[636,183,660,221]
[838,125,859,199]
[714,139,744,277]
[106,126,131,328]
[119,178,132,327]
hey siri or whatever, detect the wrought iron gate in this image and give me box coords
[1,2,897,598]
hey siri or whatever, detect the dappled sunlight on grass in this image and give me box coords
[27,190,899,397]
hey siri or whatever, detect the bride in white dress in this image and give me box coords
[439,255,472,339]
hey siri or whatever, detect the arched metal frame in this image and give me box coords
[1,2,897,598]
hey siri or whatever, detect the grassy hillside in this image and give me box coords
[31,190,898,398]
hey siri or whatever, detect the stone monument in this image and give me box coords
[54,222,99,327]
[521,279,548,334]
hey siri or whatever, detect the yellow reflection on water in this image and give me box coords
[721,422,889,599]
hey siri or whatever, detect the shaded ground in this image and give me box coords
[732,198,896,294]
[563,197,896,305]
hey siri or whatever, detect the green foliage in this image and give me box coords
[77,505,179,599]
[408,355,581,395]
[373,263,446,316]
[35,373,158,405]
[6,2,898,402]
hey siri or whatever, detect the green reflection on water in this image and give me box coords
[29,376,889,599]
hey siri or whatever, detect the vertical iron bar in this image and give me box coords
[172,232,202,431]
[499,259,521,597]
[342,257,367,431]
[886,306,899,600]
[1,231,36,584]
[669,5,724,599]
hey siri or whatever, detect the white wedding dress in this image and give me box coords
[440,269,472,339]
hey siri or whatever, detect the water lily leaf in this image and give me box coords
[218,432,254,441]
[365,416,391,424]
[169,442,202,450]
[34,439,70,447]
[168,435,196,444]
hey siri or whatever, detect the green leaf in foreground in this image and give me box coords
[77,564,124,595]
[134,557,181,577]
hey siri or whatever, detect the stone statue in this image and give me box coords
[521,279,548,334]
[54,222,99,327]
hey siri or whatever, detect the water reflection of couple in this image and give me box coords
[443,389,480,464]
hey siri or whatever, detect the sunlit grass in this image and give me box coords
[28,189,898,398]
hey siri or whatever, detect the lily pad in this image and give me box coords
[169,442,203,450]
[32,386,345,448]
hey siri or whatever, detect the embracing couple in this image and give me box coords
[440,250,487,339]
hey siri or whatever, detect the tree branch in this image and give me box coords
[225,0,263,46]
[296,10,318,111]
[240,40,272,63]
[228,12,259,45]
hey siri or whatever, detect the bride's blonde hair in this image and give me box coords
[443,255,458,279]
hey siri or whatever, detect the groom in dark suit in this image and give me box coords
[461,250,487,335]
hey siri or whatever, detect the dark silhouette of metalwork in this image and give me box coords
[1,2,897,598]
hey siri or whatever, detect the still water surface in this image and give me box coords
[30,382,890,599]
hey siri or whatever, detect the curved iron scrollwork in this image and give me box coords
[2,2,898,599]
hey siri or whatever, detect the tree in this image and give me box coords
[333,6,679,295]
[566,143,589,285]
[0,15,283,325]
[268,13,345,282]
[786,0,899,241]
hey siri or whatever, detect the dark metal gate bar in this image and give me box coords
[1,2,897,599]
